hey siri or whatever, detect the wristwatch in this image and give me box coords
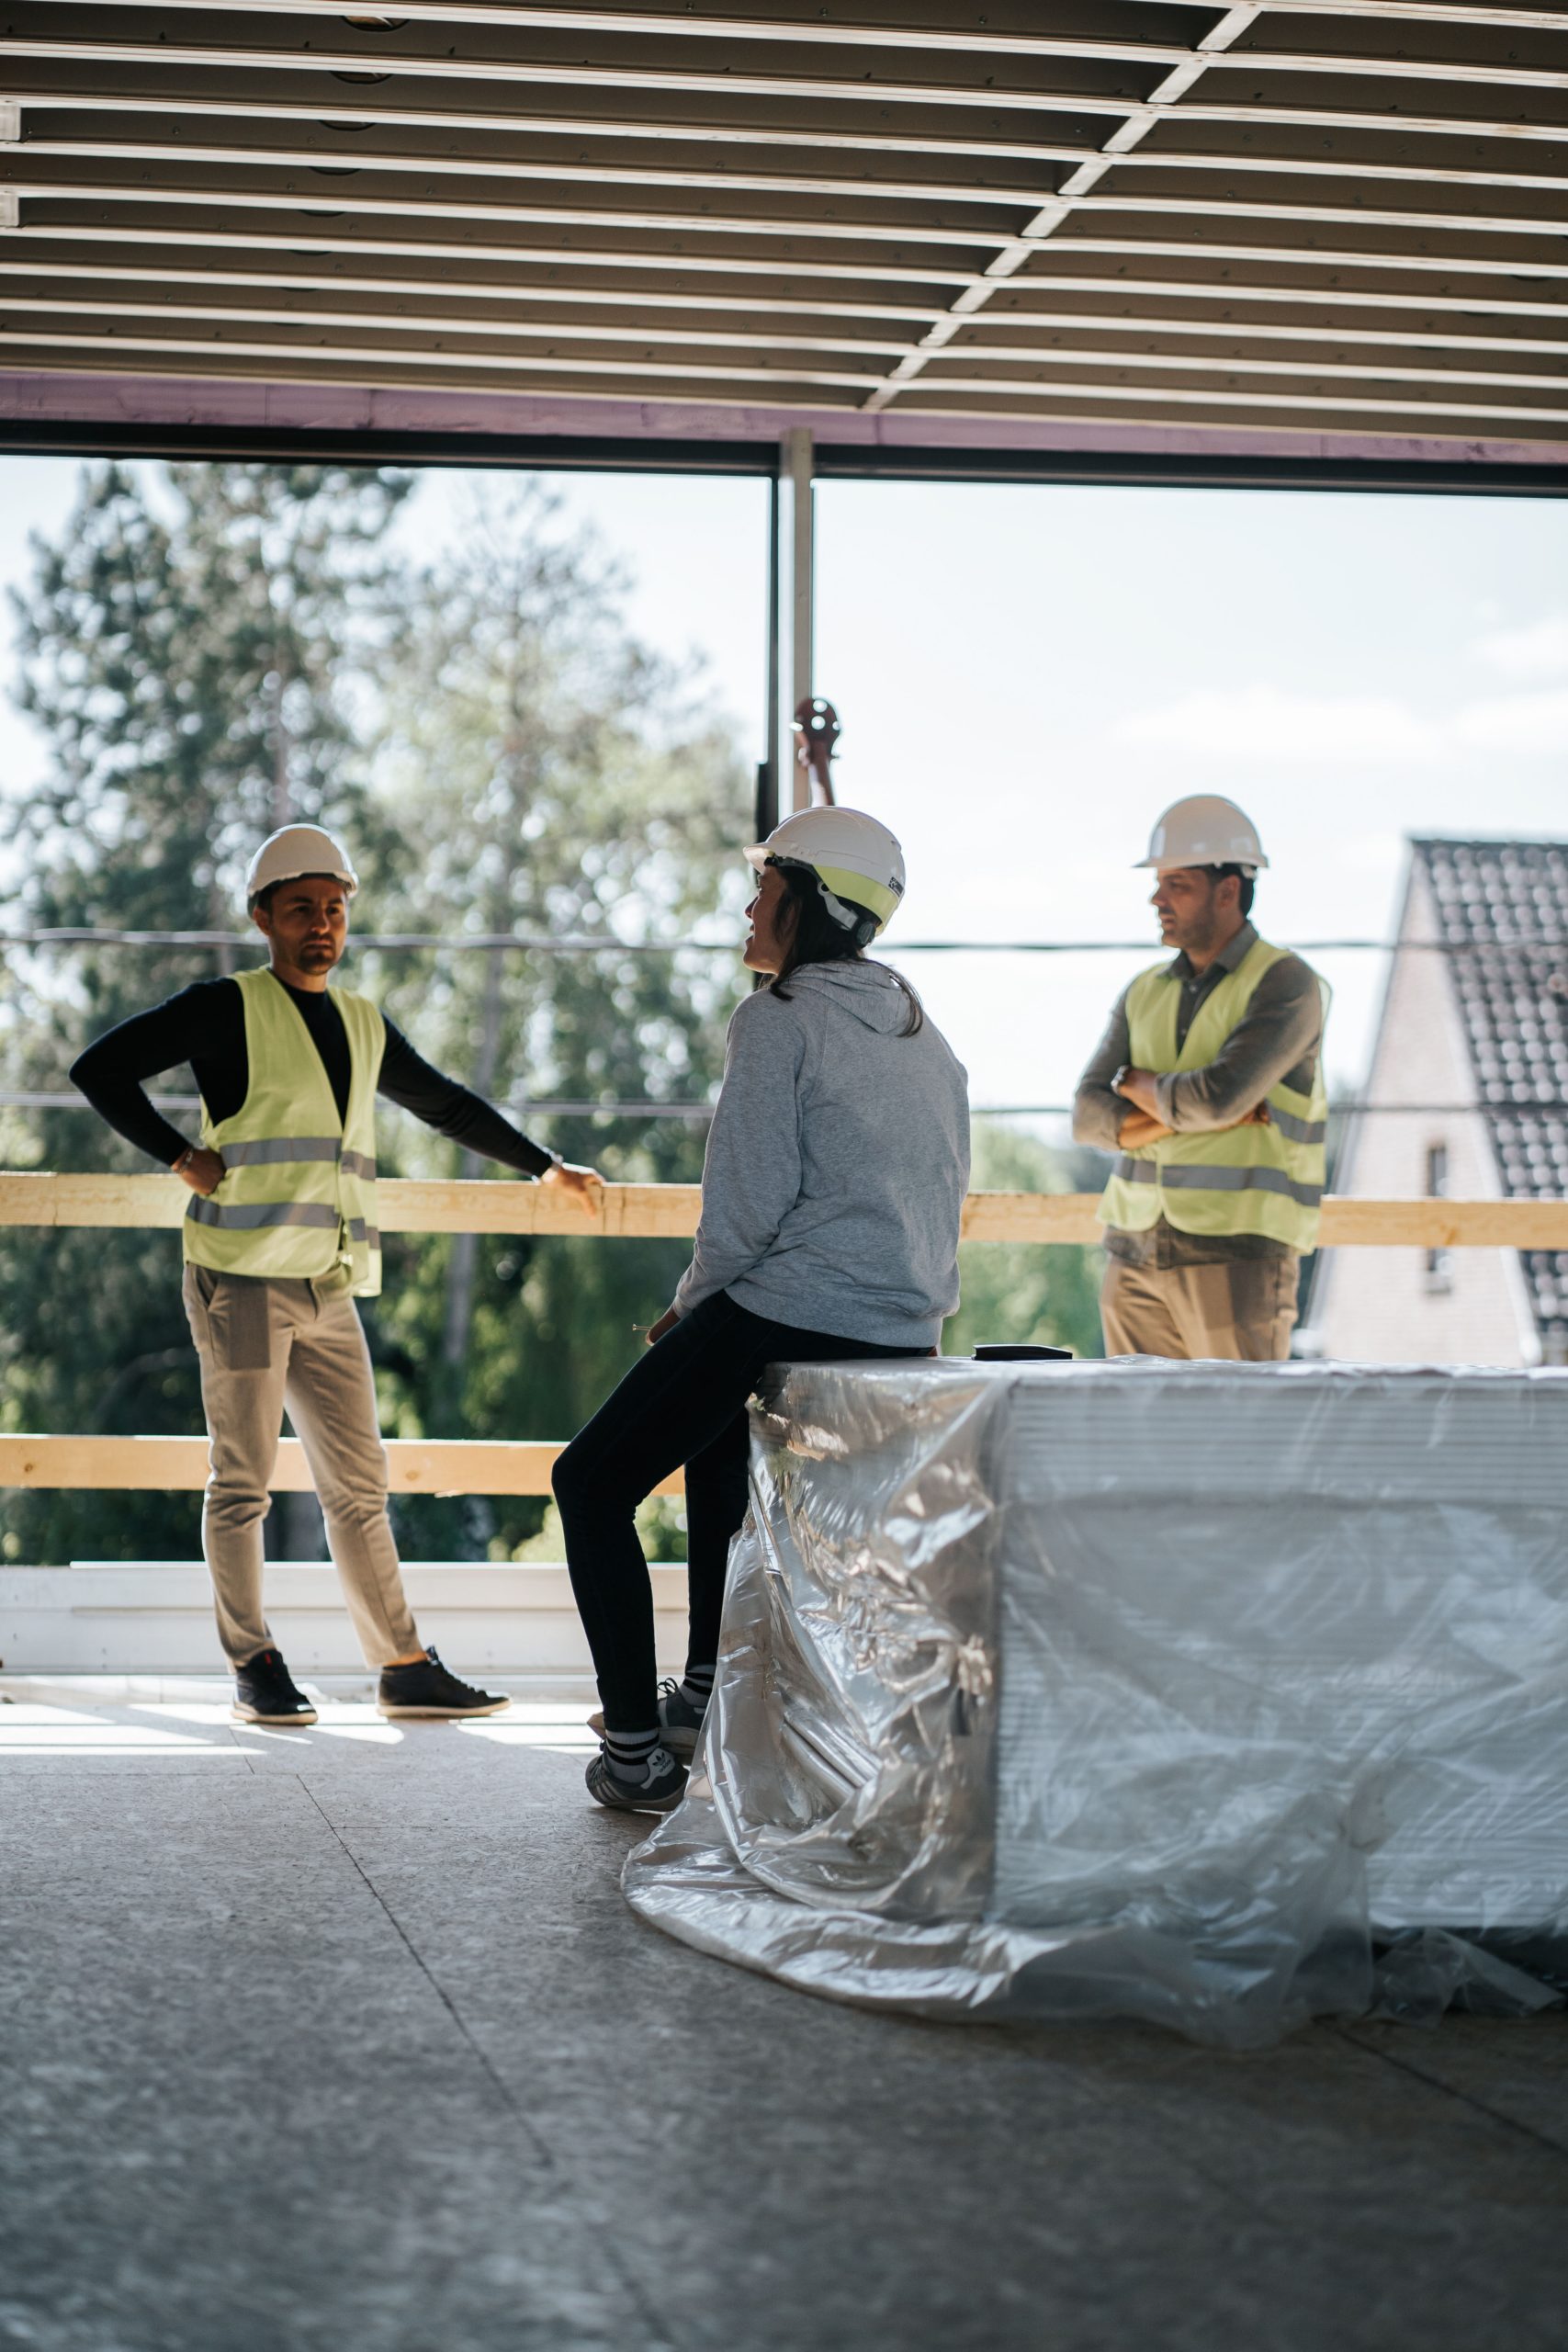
[172,1146,197,1173]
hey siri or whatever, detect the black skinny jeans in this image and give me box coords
[552,1289,919,1729]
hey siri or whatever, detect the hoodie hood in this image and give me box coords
[781,958,913,1034]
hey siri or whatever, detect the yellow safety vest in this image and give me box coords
[1099,937,1328,1254]
[184,967,386,1296]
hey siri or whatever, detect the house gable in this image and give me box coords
[1309,856,1539,1368]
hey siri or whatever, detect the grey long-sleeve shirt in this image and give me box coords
[1072,922,1325,1266]
[672,959,970,1348]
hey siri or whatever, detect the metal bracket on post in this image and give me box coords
[784,426,814,813]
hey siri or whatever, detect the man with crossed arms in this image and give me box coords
[1073,796,1328,1363]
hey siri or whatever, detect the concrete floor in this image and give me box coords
[2,1677,1566,2352]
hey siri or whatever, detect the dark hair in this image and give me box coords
[768,861,924,1036]
[1212,862,1257,920]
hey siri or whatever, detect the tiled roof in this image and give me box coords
[1415,839,1568,1354]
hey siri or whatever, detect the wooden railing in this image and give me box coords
[4,1173,1565,1495]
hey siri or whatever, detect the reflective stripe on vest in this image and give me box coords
[183,968,386,1295]
[186,1198,341,1231]
[214,1136,378,1176]
[1111,1158,1324,1211]
[1099,936,1329,1255]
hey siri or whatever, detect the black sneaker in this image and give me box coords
[585,1743,688,1815]
[376,1646,510,1720]
[587,1677,705,1760]
[232,1646,317,1726]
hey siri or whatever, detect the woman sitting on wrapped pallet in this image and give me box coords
[554,807,972,1812]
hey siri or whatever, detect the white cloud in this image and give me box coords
[1471,612,1568,682]
[1452,690,1568,757]
[1112,684,1438,763]
[1113,681,1568,768]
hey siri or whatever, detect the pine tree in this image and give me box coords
[0,460,411,1567]
[364,481,749,1559]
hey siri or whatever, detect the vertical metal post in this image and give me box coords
[754,458,781,844]
[785,425,814,812]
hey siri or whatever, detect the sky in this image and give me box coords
[3,455,1564,1134]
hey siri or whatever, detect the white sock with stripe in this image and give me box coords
[679,1666,715,1713]
[603,1725,663,1781]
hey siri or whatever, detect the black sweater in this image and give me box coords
[69,975,555,1178]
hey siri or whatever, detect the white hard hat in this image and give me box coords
[745,806,907,934]
[1135,795,1269,876]
[244,824,359,910]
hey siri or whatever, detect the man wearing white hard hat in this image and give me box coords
[72,823,603,1727]
[1072,797,1328,1363]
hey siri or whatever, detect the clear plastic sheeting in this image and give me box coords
[625,1360,1568,2047]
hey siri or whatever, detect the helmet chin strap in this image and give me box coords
[769,854,878,946]
[816,879,879,948]
[817,878,860,929]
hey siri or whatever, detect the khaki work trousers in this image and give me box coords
[181,1266,420,1669]
[1100,1252,1300,1363]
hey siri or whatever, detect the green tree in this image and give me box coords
[363,481,750,1559]
[943,1122,1106,1361]
[0,464,751,1572]
[0,461,411,1566]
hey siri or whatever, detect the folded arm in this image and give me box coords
[1071,990,1134,1152]
[1152,958,1322,1133]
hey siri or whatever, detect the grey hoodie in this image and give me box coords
[672,960,970,1349]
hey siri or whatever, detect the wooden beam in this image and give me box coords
[0,1171,708,1235]
[8,264,1566,362]
[4,1173,1566,1248]
[959,1191,1103,1244]
[0,293,913,365]
[1317,1198,1568,1248]
[13,33,1568,142]
[5,221,971,291]
[8,176,1008,256]
[27,2,1568,71]
[4,334,1556,426]
[17,93,1568,199]
[0,1433,680,1495]
[15,155,1568,252]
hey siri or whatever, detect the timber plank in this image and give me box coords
[0,1433,679,1496]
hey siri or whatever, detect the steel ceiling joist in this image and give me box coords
[12,89,1568,200]
[10,30,1568,146]
[25,0,1568,70]
[9,259,1563,357]
[2,1,1565,458]
[16,137,1568,242]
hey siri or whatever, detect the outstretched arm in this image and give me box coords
[378,1023,603,1212]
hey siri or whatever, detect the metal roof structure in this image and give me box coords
[2,1,1567,478]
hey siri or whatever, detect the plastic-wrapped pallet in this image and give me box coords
[624,1359,1568,2047]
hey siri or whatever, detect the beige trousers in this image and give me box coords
[1100,1252,1300,1363]
[181,1266,420,1668]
